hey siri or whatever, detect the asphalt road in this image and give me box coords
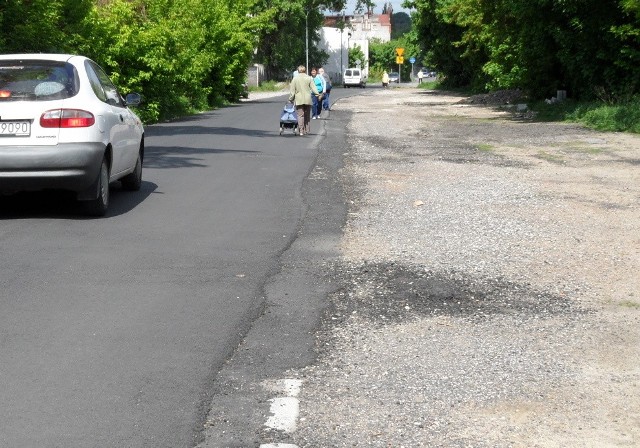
[0,89,353,447]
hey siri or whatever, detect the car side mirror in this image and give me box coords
[125,93,142,106]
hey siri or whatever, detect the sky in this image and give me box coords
[343,0,412,14]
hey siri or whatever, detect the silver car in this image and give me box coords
[0,54,144,216]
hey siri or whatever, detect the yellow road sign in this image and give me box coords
[396,56,404,64]
[395,47,405,56]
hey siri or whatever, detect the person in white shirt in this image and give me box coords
[318,67,332,112]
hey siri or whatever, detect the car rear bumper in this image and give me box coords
[0,142,106,193]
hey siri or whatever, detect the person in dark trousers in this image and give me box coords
[319,67,332,112]
[310,67,325,119]
[289,65,320,136]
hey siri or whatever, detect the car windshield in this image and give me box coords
[0,60,79,101]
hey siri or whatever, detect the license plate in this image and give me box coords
[0,120,31,136]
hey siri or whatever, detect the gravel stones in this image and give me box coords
[288,88,640,447]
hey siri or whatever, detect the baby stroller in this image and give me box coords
[279,102,298,135]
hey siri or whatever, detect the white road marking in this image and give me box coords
[261,378,303,446]
[259,444,299,448]
[265,396,300,432]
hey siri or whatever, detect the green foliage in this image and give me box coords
[348,44,366,68]
[391,12,412,39]
[417,79,441,89]
[409,0,640,102]
[368,39,397,72]
[249,0,347,78]
[569,99,640,133]
[533,97,640,133]
[1,0,256,123]
[249,80,287,92]
[369,34,420,81]
[0,0,93,53]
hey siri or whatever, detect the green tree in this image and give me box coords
[408,0,640,99]
[391,11,412,39]
[248,0,349,78]
[348,44,366,69]
[0,0,93,53]
[408,0,478,88]
[369,33,420,81]
[72,0,254,122]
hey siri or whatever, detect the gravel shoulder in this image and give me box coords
[285,88,640,447]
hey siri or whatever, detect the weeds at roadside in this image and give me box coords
[619,300,640,309]
[249,80,287,92]
[476,143,494,152]
[567,145,605,155]
[531,97,640,134]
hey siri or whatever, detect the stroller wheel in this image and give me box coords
[279,126,283,135]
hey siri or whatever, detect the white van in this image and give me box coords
[343,68,366,88]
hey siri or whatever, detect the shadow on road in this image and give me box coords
[0,180,158,220]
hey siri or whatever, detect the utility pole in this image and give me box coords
[305,10,309,73]
[340,11,345,81]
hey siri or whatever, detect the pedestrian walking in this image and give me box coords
[310,67,325,119]
[318,67,332,112]
[382,70,390,88]
[417,69,424,85]
[289,65,320,136]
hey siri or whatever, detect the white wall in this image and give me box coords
[318,27,348,84]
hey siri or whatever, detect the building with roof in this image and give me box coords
[321,3,393,81]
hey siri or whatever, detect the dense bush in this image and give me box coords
[2,0,270,122]
[409,0,640,101]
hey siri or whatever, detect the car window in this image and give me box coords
[85,62,107,102]
[354,70,360,76]
[345,70,352,76]
[85,60,125,107]
[0,60,78,101]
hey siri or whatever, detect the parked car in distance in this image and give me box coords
[0,54,144,216]
[388,72,400,83]
[422,68,437,77]
[343,68,366,88]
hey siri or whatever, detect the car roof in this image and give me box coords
[0,54,82,62]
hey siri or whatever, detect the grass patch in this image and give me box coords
[476,143,494,152]
[249,80,287,92]
[619,300,640,309]
[535,150,565,164]
[568,145,604,155]
[531,97,640,134]
[417,80,441,89]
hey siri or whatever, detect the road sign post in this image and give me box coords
[395,48,405,83]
